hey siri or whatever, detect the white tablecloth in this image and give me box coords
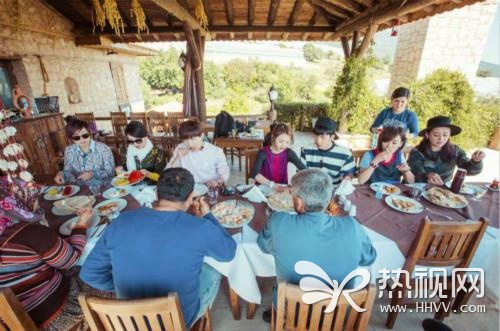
[204,223,500,304]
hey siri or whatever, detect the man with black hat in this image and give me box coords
[300,116,356,187]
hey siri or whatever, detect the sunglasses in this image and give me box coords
[71,133,90,141]
[127,138,143,144]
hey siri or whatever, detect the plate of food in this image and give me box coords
[94,198,127,217]
[52,196,96,216]
[193,184,208,197]
[488,179,499,192]
[385,195,423,214]
[44,185,80,201]
[211,200,255,228]
[370,182,401,195]
[59,212,100,236]
[326,199,342,216]
[111,170,145,187]
[267,191,295,213]
[422,187,468,209]
[102,187,130,199]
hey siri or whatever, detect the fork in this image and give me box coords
[425,207,452,220]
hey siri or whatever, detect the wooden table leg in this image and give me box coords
[228,287,241,320]
[247,302,257,319]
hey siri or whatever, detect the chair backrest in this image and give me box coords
[129,112,148,131]
[273,281,376,331]
[351,149,368,168]
[147,111,169,133]
[73,112,98,133]
[245,148,259,184]
[167,112,184,135]
[0,288,38,331]
[110,112,128,137]
[403,217,488,273]
[79,293,187,331]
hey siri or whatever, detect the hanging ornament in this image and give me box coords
[189,0,208,29]
[131,0,149,34]
[103,0,124,36]
[91,0,106,32]
[390,19,401,37]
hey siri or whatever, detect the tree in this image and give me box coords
[139,48,183,90]
[303,44,325,62]
[204,61,226,99]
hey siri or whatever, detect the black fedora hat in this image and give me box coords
[314,116,339,139]
[418,116,462,137]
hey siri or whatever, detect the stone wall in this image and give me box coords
[0,0,145,116]
[389,0,499,93]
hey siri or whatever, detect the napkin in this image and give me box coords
[132,186,157,207]
[243,186,268,203]
[335,179,355,196]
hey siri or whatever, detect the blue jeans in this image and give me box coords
[190,264,222,328]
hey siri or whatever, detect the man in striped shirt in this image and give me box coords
[301,117,356,187]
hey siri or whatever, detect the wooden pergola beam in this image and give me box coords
[310,0,352,20]
[333,0,438,38]
[351,30,359,50]
[150,0,206,35]
[224,0,235,25]
[248,0,255,25]
[327,0,363,14]
[288,0,306,25]
[202,0,212,24]
[183,23,201,71]
[76,24,337,37]
[268,0,281,25]
[340,36,351,58]
[309,2,341,24]
[353,23,378,57]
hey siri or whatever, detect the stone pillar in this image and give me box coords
[389,0,499,93]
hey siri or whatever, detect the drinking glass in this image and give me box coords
[108,210,120,220]
[89,182,101,196]
[208,187,219,205]
[410,188,422,200]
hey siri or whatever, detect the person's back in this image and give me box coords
[259,212,375,284]
[258,168,376,286]
[81,168,236,327]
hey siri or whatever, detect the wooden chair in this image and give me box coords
[245,148,259,184]
[167,112,184,135]
[73,112,98,133]
[385,217,489,329]
[0,287,38,331]
[110,112,128,137]
[129,112,148,130]
[147,111,169,134]
[272,281,376,331]
[79,293,211,331]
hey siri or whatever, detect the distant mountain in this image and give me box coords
[478,61,500,77]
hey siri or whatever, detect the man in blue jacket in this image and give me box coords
[81,168,236,327]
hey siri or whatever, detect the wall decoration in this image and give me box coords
[64,77,81,104]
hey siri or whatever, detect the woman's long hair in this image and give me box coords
[416,131,455,162]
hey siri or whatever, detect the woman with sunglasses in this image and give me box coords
[54,118,114,186]
[115,121,165,183]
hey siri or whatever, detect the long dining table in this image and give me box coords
[41,182,499,320]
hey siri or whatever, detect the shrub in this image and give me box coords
[409,69,498,149]
[276,102,330,130]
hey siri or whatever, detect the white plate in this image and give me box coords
[44,185,80,201]
[103,187,130,199]
[52,206,74,216]
[487,185,500,192]
[422,188,468,209]
[370,182,401,195]
[211,200,255,228]
[385,195,423,214]
[267,191,295,213]
[94,198,127,216]
[59,212,100,236]
[193,184,208,197]
[111,171,145,187]
[53,196,95,212]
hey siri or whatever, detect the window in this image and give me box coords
[0,61,15,108]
